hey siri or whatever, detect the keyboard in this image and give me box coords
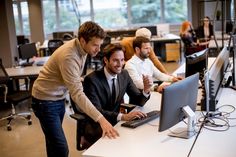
[36,61,45,66]
[121,110,160,128]
[20,61,34,67]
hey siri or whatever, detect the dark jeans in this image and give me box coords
[31,97,68,157]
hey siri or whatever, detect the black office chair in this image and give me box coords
[48,39,64,55]
[0,59,32,131]
[69,97,87,150]
[62,33,73,41]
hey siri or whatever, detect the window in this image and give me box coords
[13,0,30,35]
[43,0,80,35]
[58,0,80,30]
[75,0,91,24]
[164,0,187,23]
[42,0,56,35]
[93,0,128,29]
[13,0,188,37]
[130,0,161,24]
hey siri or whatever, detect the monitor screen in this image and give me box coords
[145,26,157,36]
[185,48,208,79]
[18,43,38,61]
[159,73,199,139]
[202,46,230,111]
[156,23,170,37]
[17,35,25,45]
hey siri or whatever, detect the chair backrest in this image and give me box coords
[0,58,9,85]
[48,39,64,55]
[63,33,73,41]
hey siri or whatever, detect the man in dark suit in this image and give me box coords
[81,43,153,146]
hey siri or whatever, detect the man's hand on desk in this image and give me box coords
[121,111,147,121]
[98,116,119,139]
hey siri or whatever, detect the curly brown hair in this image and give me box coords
[78,21,106,43]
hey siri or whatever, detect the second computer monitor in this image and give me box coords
[18,42,38,62]
[185,48,208,79]
[159,73,199,138]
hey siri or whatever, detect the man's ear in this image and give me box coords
[104,57,108,65]
[135,47,140,53]
[80,37,86,46]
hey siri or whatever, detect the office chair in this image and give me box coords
[0,59,32,131]
[48,39,64,55]
[69,97,87,150]
[62,33,73,41]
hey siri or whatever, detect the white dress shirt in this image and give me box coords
[125,55,173,89]
[104,67,122,121]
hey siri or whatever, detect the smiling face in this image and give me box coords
[80,37,103,57]
[104,50,125,75]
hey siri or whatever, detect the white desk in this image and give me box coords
[83,57,236,157]
[6,66,43,78]
[5,56,49,78]
[83,92,196,157]
[151,34,181,42]
[190,88,236,157]
[83,88,236,157]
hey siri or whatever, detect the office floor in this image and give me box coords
[0,61,182,157]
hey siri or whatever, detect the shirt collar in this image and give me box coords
[132,54,145,63]
[104,67,117,81]
[75,38,87,56]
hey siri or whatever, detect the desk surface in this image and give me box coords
[83,92,195,157]
[151,34,180,41]
[83,57,236,157]
[5,56,49,77]
[111,33,180,44]
[83,87,236,157]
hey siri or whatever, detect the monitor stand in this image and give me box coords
[168,106,196,139]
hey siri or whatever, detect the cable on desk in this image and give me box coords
[187,115,207,157]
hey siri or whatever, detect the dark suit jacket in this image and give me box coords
[197,24,214,40]
[80,68,150,144]
[83,68,149,125]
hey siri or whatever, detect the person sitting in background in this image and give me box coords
[124,36,181,93]
[180,20,209,55]
[120,28,168,74]
[81,43,152,147]
[197,16,214,42]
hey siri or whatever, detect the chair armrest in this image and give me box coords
[11,76,30,91]
[0,84,8,103]
[70,113,86,121]
[120,103,136,113]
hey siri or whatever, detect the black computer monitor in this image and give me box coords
[145,26,157,36]
[17,35,25,45]
[203,46,230,112]
[18,43,38,63]
[185,48,208,80]
[159,73,199,139]
[231,34,236,86]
